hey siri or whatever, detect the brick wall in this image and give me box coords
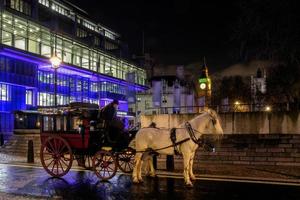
[156,134,300,170]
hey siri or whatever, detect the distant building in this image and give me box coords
[251,68,267,108]
[197,62,211,108]
[133,66,197,120]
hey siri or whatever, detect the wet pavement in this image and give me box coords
[0,163,299,200]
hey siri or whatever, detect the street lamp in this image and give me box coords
[50,54,61,109]
[265,105,272,133]
[234,101,240,112]
[265,106,271,112]
[50,53,61,132]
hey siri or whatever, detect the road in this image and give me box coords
[0,163,299,200]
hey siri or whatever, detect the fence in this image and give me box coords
[144,102,300,115]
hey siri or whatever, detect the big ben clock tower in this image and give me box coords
[198,59,211,108]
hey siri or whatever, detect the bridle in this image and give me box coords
[184,112,217,145]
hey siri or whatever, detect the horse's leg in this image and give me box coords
[183,152,193,187]
[189,152,196,181]
[143,154,150,176]
[137,154,144,182]
[132,152,142,183]
[148,155,156,177]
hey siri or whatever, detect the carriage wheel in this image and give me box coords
[40,136,73,177]
[92,150,117,181]
[84,154,93,170]
[117,149,135,173]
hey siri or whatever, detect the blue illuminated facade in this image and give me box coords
[0,0,147,135]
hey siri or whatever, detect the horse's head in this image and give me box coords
[189,109,223,135]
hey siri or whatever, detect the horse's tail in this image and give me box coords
[129,137,136,149]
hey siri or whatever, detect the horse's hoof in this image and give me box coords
[185,182,193,188]
[132,178,140,184]
[138,179,144,183]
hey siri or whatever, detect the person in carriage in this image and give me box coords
[98,99,128,150]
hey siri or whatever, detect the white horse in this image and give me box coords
[130,109,223,187]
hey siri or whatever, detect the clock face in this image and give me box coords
[200,83,206,89]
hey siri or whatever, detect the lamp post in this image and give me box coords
[50,54,61,132]
[50,54,61,110]
[265,106,272,134]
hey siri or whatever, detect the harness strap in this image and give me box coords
[135,138,190,153]
[185,122,202,144]
[170,128,180,155]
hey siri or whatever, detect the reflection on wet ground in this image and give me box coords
[0,164,299,200]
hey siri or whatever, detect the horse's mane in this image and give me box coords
[178,111,208,128]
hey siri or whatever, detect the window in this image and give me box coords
[38,92,54,106]
[76,28,87,38]
[0,84,10,101]
[90,82,98,92]
[82,19,95,31]
[104,31,115,40]
[50,2,71,18]
[57,94,69,105]
[90,99,98,104]
[26,89,33,105]
[2,30,12,46]
[10,0,31,16]
[38,0,49,7]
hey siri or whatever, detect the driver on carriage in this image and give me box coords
[98,99,125,146]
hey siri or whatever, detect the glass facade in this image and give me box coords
[0,11,147,86]
[0,3,148,135]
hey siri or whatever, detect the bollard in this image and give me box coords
[0,134,4,146]
[153,155,157,170]
[166,155,174,171]
[27,140,34,163]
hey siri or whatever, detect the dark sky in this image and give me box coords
[72,0,239,70]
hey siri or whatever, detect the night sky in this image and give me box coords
[70,0,298,72]
[69,0,239,70]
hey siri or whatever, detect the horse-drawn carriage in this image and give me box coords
[39,103,136,180]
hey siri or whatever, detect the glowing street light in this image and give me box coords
[50,55,61,68]
[234,101,240,105]
[50,54,61,109]
[265,106,271,112]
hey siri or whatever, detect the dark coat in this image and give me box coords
[99,103,117,121]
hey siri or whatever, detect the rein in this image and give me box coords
[135,112,216,153]
[185,122,202,144]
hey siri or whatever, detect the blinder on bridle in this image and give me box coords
[211,117,216,126]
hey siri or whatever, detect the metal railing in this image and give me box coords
[143,102,300,115]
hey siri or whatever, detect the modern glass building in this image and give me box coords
[0,0,147,135]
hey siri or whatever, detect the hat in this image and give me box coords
[112,99,119,105]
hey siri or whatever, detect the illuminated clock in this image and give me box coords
[200,83,206,89]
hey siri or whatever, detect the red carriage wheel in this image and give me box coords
[92,150,117,181]
[117,149,135,173]
[40,136,73,177]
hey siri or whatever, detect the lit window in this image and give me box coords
[0,84,10,101]
[26,90,33,105]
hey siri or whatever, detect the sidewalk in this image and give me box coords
[1,152,300,184]
[155,164,300,184]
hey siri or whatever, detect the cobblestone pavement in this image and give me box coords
[0,153,26,164]
[1,152,300,182]
[0,163,299,200]
[0,192,48,200]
